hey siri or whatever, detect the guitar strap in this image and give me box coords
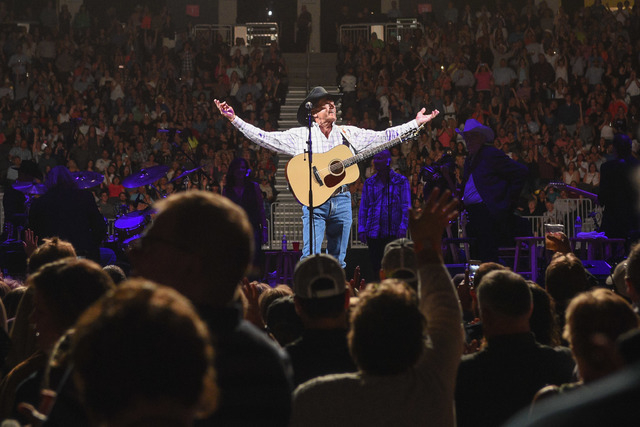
[336,125,359,155]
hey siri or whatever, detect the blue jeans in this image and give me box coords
[301,192,352,268]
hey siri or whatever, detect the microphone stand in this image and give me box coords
[306,103,315,255]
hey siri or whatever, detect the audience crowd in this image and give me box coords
[0,1,637,427]
[0,0,638,228]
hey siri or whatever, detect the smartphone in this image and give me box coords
[467,260,481,284]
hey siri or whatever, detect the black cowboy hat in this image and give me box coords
[296,86,342,126]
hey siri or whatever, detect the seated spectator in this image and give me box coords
[290,190,463,427]
[72,279,218,426]
[286,254,357,387]
[583,162,600,187]
[455,269,575,427]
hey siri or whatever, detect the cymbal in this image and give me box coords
[170,166,202,183]
[12,181,47,195]
[122,165,169,188]
[71,171,104,189]
[118,207,156,219]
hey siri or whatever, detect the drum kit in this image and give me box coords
[12,165,202,254]
[111,165,200,251]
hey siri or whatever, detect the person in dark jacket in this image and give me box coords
[459,119,528,261]
[455,270,575,427]
[598,133,640,243]
[29,166,106,262]
[129,191,293,426]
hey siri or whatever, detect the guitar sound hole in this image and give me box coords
[329,160,344,176]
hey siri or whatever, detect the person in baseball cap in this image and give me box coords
[380,238,418,291]
[287,253,355,386]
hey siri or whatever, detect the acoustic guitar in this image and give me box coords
[285,124,425,207]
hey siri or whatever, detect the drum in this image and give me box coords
[114,212,148,242]
[120,233,143,251]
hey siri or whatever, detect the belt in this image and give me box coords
[331,185,349,197]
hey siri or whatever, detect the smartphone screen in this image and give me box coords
[467,260,481,284]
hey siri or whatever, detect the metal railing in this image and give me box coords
[339,21,424,47]
[191,24,233,45]
[191,22,278,48]
[245,22,279,47]
[523,199,601,238]
[268,200,364,250]
[265,197,601,252]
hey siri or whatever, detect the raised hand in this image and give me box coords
[214,99,236,121]
[415,108,440,126]
[546,231,571,254]
[22,228,38,257]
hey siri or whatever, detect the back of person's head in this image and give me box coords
[72,279,218,425]
[266,295,304,346]
[131,191,253,304]
[474,262,509,288]
[545,252,589,310]
[381,239,418,291]
[626,243,640,298]
[607,261,630,301]
[29,258,115,338]
[348,279,424,375]
[564,288,639,381]
[259,284,294,323]
[477,270,532,319]
[102,264,127,285]
[528,281,561,347]
[293,254,347,319]
[27,237,77,274]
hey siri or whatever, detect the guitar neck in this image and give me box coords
[549,182,598,202]
[342,123,425,168]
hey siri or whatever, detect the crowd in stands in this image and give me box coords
[0,0,637,230]
[0,0,286,223]
[339,0,640,216]
[0,1,639,426]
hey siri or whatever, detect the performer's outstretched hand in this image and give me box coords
[415,108,440,126]
[214,99,236,121]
